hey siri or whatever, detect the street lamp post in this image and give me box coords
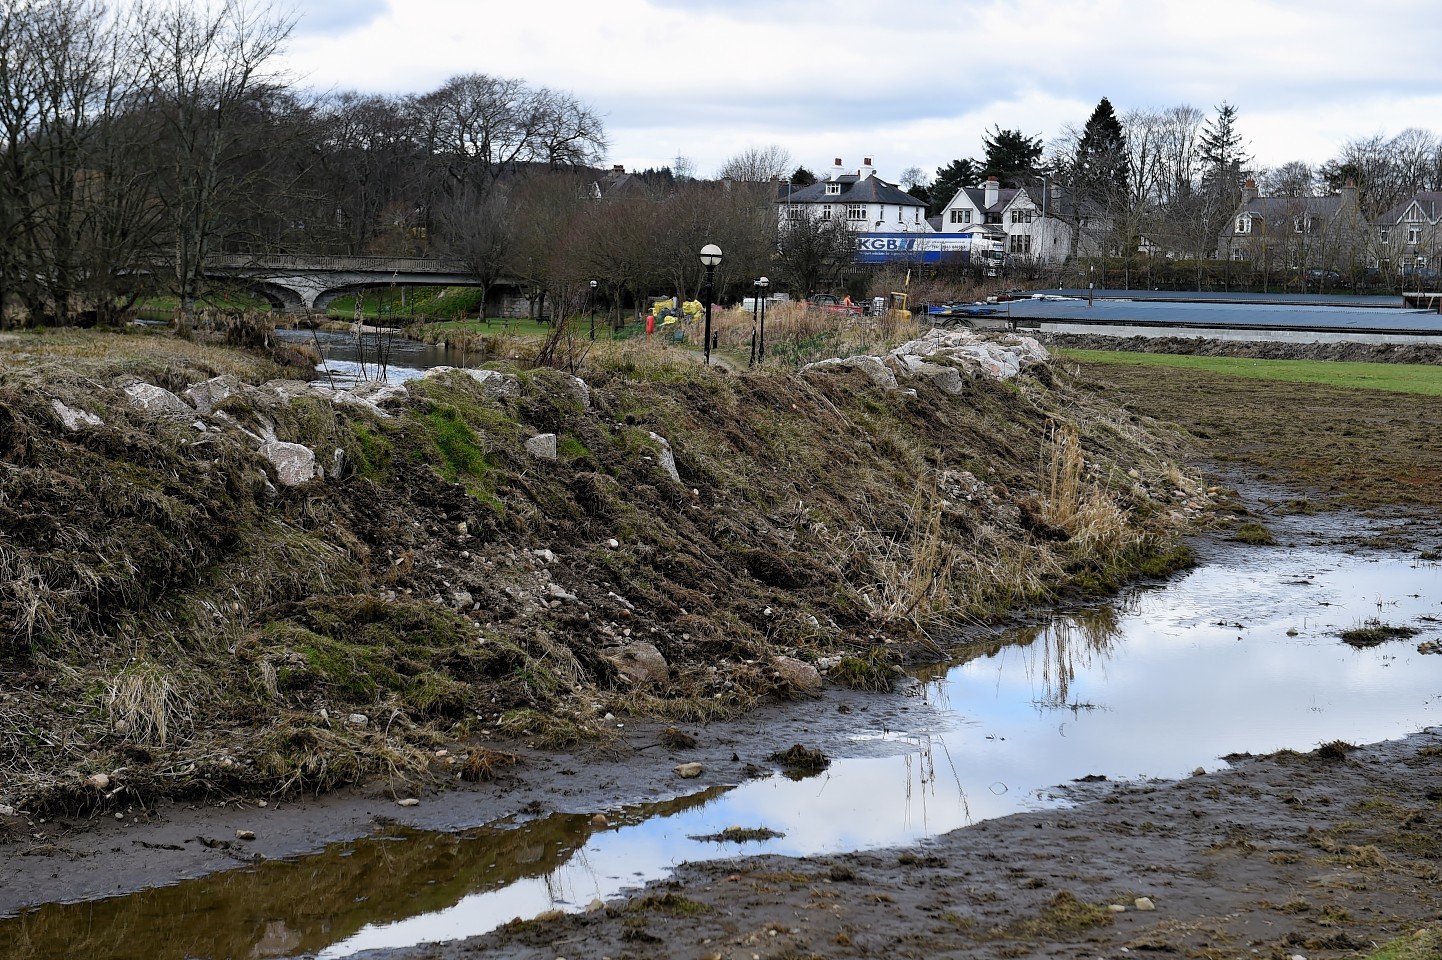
[589,279,598,341]
[749,279,760,367]
[699,243,722,366]
[757,276,769,364]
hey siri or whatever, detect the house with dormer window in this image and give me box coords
[1373,191,1442,278]
[1217,179,1363,271]
[776,158,931,234]
[937,177,1101,264]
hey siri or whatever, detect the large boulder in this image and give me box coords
[123,382,194,417]
[802,355,899,390]
[605,642,670,686]
[260,441,319,487]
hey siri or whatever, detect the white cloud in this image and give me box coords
[279,0,1442,177]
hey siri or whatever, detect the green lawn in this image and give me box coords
[1057,348,1442,396]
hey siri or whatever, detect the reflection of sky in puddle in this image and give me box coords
[274,329,474,387]
[9,544,1439,959]
[325,544,1442,956]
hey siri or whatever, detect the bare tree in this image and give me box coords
[716,144,791,182]
[774,210,857,298]
[131,0,297,333]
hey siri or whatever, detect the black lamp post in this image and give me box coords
[757,276,769,364]
[589,279,597,341]
[699,243,722,366]
[749,279,760,367]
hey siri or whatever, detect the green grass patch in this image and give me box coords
[1060,349,1442,396]
[1363,927,1442,960]
[1338,618,1419,648]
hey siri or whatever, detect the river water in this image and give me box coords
[5,515,1439,959]
[273,328,485,387]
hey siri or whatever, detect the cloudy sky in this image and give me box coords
[281,0,1442,184]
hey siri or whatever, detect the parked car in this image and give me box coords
[1304,268,1343,288]
[807,293,864,316]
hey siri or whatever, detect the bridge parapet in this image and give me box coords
[209,254,471,274]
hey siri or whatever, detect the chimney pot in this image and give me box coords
[863,157,873,166]
[834,158,842,166]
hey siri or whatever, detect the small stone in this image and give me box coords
[235,829,255,841]
[86,773,110,790]
[1192,767,1206,777]
[397,798,420,807]
[586,898,605,913]
[1108,904,1127,913]
[113,719,130,735]
[606,538,619,549]
[114,812,124,820]
[0,804,15,816]
[346,713,369,728]
[524,433,558,460]
[591,813,609,827]
[257,800,267,808]
[1134,896,1156,911]
[674,762,704,779]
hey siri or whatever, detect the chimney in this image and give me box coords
[830,157,845,180]
[859,157,875,179]
[984,175,999,208]
[612,164,625,174]
[1340,178,1358,210]
[1241,177,1258,203]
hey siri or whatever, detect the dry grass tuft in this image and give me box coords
[460,747,521,782]
[106,660,194,746]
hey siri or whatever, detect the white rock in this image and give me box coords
[427,367,521,399]
[51,399,103,431]
[646,432,682,483]
[346,713,369,728]
[0,804,15,816]
[451,590,474,609]
[533,548,557,563]
[124,382,193,417]
[396,798,420,807]
[562,374,592,409]
[1108,904,1127,913]
[606,538,619,549]
[260,441,320,487]
[586,897,606,913]
[1134,896,1156,911]
[330,447,346,478]
[183,375,245,415]
[546,583,577,602]
[235,829,256,841]
[673,762,703,779]
[86,773,110,790]
[802,355,899,391]
[525,433,558,460]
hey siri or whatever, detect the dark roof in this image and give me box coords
[1238,194,1346,222]
[957,184,1019,214]
[783,175,926,207]
[1377,191,1442,225]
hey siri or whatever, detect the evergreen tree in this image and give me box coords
[981,127,1042,187]
[789,165,817,186]
[929,157,981,214]
[1074,97,1129,204]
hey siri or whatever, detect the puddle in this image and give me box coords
[4,538,1439,958]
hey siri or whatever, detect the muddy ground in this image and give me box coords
[3,333,1441,959]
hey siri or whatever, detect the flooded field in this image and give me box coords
[5,528,1439,959]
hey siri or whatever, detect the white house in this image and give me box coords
[777,158,932,234]
[939,177,1102,264]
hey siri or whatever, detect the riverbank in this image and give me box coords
[0,326,1201,822]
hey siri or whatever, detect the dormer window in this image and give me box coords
[950,209,971,224]
[825,183,840,196]
[1236,215,1251,234]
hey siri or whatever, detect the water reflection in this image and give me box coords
[273,329,485,386]
[5,542,1440,958]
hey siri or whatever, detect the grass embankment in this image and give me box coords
[1060,348,1442,513]
[0,326,1201,816]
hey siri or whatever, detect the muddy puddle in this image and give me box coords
[5,533,1440,959]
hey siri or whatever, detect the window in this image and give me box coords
[1010,209,1035,224]
[950,209,971,224]
[1408,227,1421,244]
[1009,234,1031,254]
[1236,215,1251,234]
[985,212,1003,224]
[1380,227,1390,243]
[821,204,831,220]
[897,206,902,222]
[1231,248,1247,261]
[825,183,840,196]
[847,204,867,221]
[786,205,803,220]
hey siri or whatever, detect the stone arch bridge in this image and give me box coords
[206,255,514,313]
